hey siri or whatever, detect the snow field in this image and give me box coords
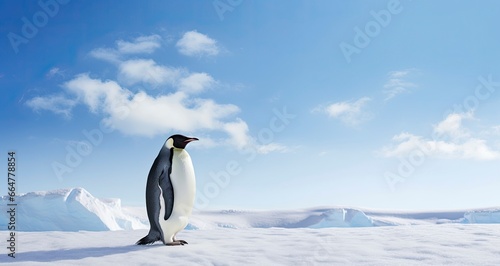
[1,224,500,265]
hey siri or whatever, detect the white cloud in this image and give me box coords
[178,73,215,94]
[46,67,65,78]
[494,125,500,134]
[176,31,219,57]
[63,74,240,137]
[89,48,121,64]
[380,112,500,160]
[89,35,217,89]
[25,95,77,118]
[26,34,289,153]
[388,70,410,78]
[220,118,293,153]
[222,118,252,149]
[383,70,417,101]
[118,59,182,87]
[62,74,281,151]
[116,35,161,54]
[314,97,372,126]
[64,73,131,113]
[90,34,162,63]
[484,125,500,137]
[256,143,290,154]
[433,111,473,140]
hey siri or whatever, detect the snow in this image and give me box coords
[1,188,500,264]
[2,225,500,265]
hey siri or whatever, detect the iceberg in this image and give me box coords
[0,188,147,231]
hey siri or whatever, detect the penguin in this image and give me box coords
[136,134,198,246]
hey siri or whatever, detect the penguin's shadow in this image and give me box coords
[15,244,161,262]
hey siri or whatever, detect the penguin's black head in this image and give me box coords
[167,134,199,149]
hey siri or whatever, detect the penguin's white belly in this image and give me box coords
[158,149,196,243]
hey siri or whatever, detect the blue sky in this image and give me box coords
[1,0,500,211]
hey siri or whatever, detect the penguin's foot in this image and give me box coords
[166,240,188,246]
[136,234,160,245]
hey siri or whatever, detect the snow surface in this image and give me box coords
[2,188,500,264]
[2,225,500,265]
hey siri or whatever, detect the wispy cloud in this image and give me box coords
[178,73,216,94]
[380,112,500,160]
[485,125,500,136]
[118,59,182,87]
[383,69,418,101]
[222,118,252,149]
[176,31,219,57]
[89,34,217,90]
[116,35,161,54]
[313,97,372,126]
[256,143,290,154]
[46,67,65,79]
[25,34,288,153]
[25,95,77,118]
[433,111,473,140]
[89,48,121,64]
[63,74,240,137]
[89,34,162,63]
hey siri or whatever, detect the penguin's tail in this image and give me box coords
[136,232,161,245]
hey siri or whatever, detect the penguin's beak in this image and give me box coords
[184,137,199,143]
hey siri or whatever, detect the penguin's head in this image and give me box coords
[166,134,199,149]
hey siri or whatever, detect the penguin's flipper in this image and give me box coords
[159,168,174,221]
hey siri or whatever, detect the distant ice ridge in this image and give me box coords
[188,208,375,229]
[308,208,373,228]
[2,187,500,232]
[464,209,500,224]
[0,188,148,231]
